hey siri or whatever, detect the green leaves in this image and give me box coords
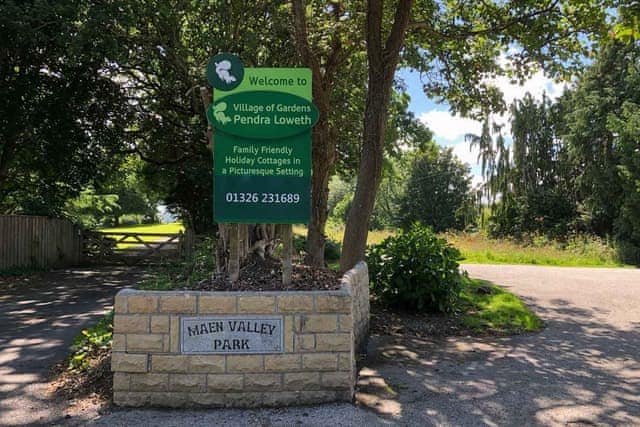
[0,0,134,216]
[367,224,463,313]
[404,0,615,116]
[69,311,113,371]
[399,148,474,232]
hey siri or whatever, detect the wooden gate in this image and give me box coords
[82,229,194,265]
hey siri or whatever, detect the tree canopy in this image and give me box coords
[2,0,633,268]
[400,148,474,232]
[0,1,132,216]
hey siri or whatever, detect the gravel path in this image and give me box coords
[0,267,147,426]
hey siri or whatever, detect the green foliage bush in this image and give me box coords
[399,148,474,232]
[293,235,341,262]
[367,224,463,313]
[617,240,640,266]
[323,238,342,262]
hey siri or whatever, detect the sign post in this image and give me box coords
[206,54,318,283]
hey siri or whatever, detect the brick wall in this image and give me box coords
[111,262,369,407]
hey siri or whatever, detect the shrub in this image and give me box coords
[323,238,342,262]
[367,224,463,313]
[617,239,640,266]
[292,235,341,262]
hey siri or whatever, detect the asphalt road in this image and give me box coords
[1,264,639,426]
[0,267,147,426]
[353,264,640,426]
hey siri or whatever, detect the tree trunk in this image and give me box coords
[305,111,334,266]
[291,0,340,267]
[339,78,390,272]
[339,0,412,272]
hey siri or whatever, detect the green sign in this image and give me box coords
[207,91,319,139]
[209,54,315,224]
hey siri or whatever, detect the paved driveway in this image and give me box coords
[355,265,640,426]
[0,267,146,426]
[3,265,639,426]
[93,265,640,426]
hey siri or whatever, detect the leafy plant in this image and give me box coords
[367,224,463,313]
[292,234,342,263]
[399,148,474,232]
[69,311,113,371]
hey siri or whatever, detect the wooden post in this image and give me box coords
[229,223,240,283]
[282,224,292,286]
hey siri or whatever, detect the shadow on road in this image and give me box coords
[357,297,640,426]
[0,267,146,426]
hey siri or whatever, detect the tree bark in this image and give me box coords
[305,116,335,266]
[339,0,413,272]
[291,0,340,267]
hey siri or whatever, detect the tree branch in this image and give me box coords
[291,0,324,90]
[408,0,560,40]
[383,0,413,68]
[367,0,384,73]
[323,4,344,89]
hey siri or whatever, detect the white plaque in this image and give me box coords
[180,315,284,354]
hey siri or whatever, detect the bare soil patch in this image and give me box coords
[49,348,112,417]
[194,254,341,291]
[370,302,478,337]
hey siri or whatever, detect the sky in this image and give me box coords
[397,66,567,187]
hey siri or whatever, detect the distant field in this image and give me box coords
[98,223,185,248]
[444,232,625,267]
[99,223,185,234]
[98,223,624,267]
[292,225,394,246]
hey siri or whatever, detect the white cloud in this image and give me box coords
[450,139,480,167]
[489,68,565,106]
[418,110,482,142]
[416,64,565,186]
[470,174,484,189]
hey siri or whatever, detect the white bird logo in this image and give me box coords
[215,60,237,84]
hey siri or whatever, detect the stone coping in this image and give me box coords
[116,287,352,297]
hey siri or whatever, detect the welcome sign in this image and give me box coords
[207,53,318,223]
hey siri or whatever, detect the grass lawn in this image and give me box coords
[292,224,394,246]
[98,222,184,234]
[460,277,544,334]
[444,232,625,267]
[99,223,627,267]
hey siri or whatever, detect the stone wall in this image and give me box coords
[342,262,369,353]
[111,262,369,408]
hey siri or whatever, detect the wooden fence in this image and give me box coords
[0,215,82,270]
